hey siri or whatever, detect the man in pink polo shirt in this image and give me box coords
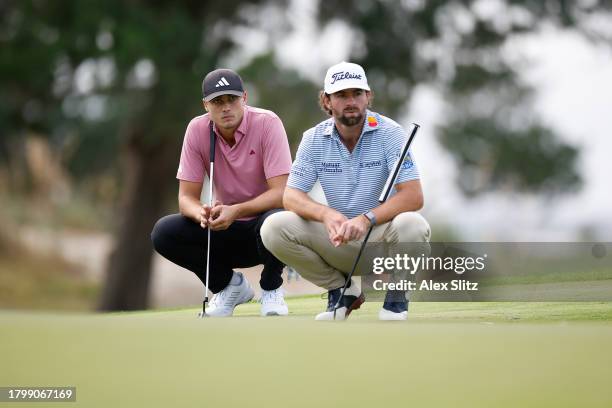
[151,68,293,317]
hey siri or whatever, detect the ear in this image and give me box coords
[324,94,332,111]
[242,91,248,104]
[202,100,208,112]
[365,90,373,108]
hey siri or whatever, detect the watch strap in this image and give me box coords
[363,210,377,226]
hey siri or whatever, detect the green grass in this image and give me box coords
[481,267,612,286]
[2,298,612,408]
[221,296,612,321]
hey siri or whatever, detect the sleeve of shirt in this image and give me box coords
[262,114,293,180]
[384,125,420,185]
[287,129,318,193]
[176,119,206,183]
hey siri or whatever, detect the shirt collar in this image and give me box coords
[235,105,249,139]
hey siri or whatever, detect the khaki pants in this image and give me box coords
[261,211,431,290]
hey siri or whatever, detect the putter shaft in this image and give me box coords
[332,123,420,319]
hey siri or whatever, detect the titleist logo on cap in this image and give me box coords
[324,62,370,94]
[330,71,363,84]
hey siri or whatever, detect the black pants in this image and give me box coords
[151,209,284,293]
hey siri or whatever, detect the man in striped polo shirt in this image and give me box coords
[261,62,431,321]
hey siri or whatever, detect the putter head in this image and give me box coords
[198,298,209,318]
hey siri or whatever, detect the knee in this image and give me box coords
[260,211,300,251]
[150,215,173,254]
[391,212,431,242]
[256,208,284,232]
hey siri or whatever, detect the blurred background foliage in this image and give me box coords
[1,0,609,310]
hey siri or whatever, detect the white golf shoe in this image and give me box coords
[205,272,254,317]
[315,279,365,321]
[378,290,408,321]
[259,288,289,316]
[378,308,408,321]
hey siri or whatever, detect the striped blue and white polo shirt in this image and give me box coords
[288,110,420,219]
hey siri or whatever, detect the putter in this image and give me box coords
[333,123,420,320]
[200,121,216,318]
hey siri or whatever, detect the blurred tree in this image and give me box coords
[318,0,610,195]
[2,0,610,310]
[0,0,287,310]
[239,53,323,153]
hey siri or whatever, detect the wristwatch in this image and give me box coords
[362,210,377,226]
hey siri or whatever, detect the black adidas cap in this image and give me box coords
[202,68,244,102]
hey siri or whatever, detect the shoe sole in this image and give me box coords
[379,312,407,321]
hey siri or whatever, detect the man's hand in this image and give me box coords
[321,208,348,247]
[199,205,211,228]
[199,200,222,229]
[335,215,371,246]
[208,203,240,230]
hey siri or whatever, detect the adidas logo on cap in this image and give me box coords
[203,68,245,102]
[215,77,230,87]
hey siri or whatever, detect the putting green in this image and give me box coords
[2,299,612,407]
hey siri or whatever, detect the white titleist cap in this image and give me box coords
[324,61,370,94]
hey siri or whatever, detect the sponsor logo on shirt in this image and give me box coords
[402,153,414,169]
[360,160,382,169]
[319,162,343,173]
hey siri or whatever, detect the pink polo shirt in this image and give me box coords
[176,105,292,220]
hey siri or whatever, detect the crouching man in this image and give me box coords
[261,62,430,321]
[151,68,292,317]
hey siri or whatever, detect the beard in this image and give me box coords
[336,109,364,127]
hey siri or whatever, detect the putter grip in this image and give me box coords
[378,123,420,203]
[209,121,216,163]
